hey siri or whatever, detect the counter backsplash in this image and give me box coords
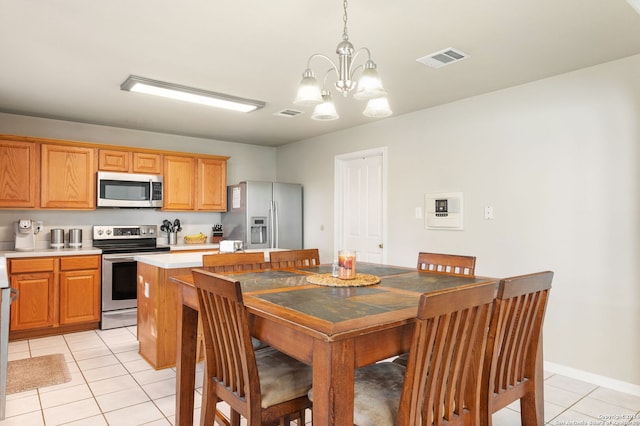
[0,210,223,252]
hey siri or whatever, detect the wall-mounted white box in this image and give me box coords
[425,192,464,230]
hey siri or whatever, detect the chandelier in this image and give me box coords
[293,0,392,120]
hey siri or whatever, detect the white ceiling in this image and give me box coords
[2,1,640,147]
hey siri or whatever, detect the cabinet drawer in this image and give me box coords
[60,255,101,271]
[10,258,55,273]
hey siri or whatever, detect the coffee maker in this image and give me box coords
[14,219,42,251]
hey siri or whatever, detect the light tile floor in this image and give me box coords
[0,327,639,425]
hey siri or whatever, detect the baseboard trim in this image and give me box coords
[544,361,640,397]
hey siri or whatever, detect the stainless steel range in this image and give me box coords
[93,225,170,330]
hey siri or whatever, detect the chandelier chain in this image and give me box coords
[342,0,349,41]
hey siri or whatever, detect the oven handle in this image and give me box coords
[102,255,136,263]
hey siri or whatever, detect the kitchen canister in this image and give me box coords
[69,228,82,248]
[50,229,64,249]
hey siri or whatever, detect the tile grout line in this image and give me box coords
[94,328,175,425]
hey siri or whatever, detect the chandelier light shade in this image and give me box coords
[311,90,339,121]
[121,75,265,113]
[294,0,391,120]
[363,96,393,118]
[293,69,324,106]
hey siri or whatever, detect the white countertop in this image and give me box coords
[162,243,220,251]
[135,248,289,269]
[134,251,219,269]
[0,247,102,258]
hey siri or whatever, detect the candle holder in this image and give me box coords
[338,249,356,280]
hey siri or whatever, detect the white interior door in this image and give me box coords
[335,148,386,263]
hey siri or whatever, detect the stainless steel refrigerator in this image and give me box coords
[222,181,303,249]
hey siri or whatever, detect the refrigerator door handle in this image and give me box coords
[273,201,279,248]
[269,200,275,249]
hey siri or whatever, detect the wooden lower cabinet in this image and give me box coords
[137,262,193,369]
[10,271,55,331]
[59,256,101,325]
[8,255,101,340]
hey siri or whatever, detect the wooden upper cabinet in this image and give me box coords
[164,155,228,211]
[197,157,227,211]
[41,144,96,209]
[163,155,196,210]
[98,149,130,172]
[0,139,39,208]
[132,152,162,174]
[99,149,162,174]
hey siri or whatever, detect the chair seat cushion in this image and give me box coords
[257,347,313,409]
[308,361,405,426]
[353,362,406,426]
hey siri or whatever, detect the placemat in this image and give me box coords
[306,273,380,287]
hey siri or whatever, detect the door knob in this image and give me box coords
[378,243,384,249]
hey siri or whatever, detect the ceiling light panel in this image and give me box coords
[120,75,265,113]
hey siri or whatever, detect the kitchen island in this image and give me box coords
[134,249,286,369]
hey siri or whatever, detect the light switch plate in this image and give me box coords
[484,206,494,220]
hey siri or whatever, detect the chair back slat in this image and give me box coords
[481,271,553,424]
[269,249,320,269]
[398,282,496,426]
[417,252,476,277]
[202,252,267,272]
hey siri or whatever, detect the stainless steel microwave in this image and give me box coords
[97,171,163,208]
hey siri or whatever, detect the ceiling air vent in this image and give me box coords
[273,109,304,118]
[417,47,470,69]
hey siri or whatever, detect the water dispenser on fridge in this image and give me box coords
[250,217,268,245]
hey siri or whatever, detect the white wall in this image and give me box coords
[277,54,640,386]
[0,113,277,248]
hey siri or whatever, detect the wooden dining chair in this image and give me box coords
[394,251,479,368]
[201,252,269,351]
[311,281,496,426]
[269,248,320,269]
[202,252,268,272]
[480,271,553,426]
[417,251,477,277]
[192,269,313,426]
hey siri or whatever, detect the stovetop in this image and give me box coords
[92,225,170,255]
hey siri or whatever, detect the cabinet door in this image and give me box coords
[0,139,39,208]
[163,155,195,210]
[132,152,162,174]
[59,268,100,325]
[196,158,227,211]
[98,149,130,172]
[41,144,96,209]
[10,272,55,330]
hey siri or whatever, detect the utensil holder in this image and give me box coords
[168,232,177,245]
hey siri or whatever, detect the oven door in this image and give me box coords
[102,254,138,311]
[101,254,138,330]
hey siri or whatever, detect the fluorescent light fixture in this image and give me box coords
[120,75,265,113]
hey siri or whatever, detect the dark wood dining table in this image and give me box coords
[170,263,497,426]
